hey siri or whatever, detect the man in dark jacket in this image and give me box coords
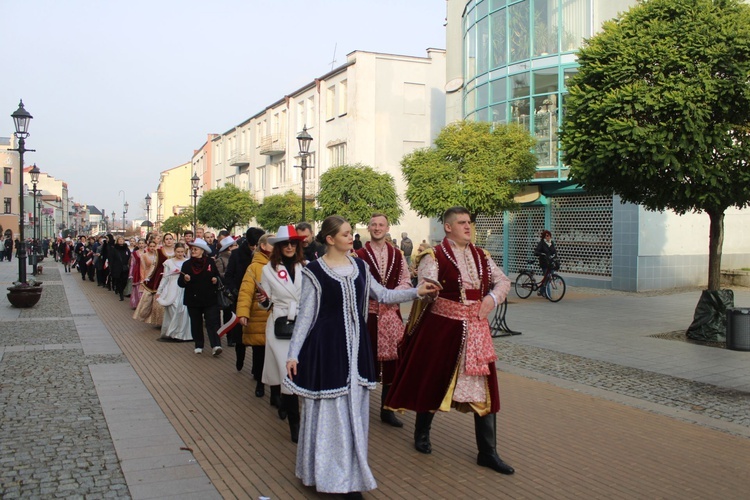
[295,222,325,261]
[223,227,265,358]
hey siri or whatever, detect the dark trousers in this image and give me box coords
[251,345,265,381]
[187,304,221,349]
[113,271,128,295]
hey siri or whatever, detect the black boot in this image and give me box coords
[380,384,403,427]
[474,413,514,475]
[235,344,245,371]
[255,379,265,398]
[270,385,286,419]
[414,412,434,454]
[283,394,300,443]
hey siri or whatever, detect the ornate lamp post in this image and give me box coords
[111,211,116,233]
[11,101,34,284]
[29,164,40,276]
[145,193,152,231]
[191,173,200,233]
[123,201,128,235]
[294,126,313,222]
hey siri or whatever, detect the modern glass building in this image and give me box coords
[448,0,750,290]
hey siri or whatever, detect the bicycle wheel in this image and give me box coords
[546,274,566,302]
[514,272,534,299]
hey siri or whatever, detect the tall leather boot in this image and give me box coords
[474,413,514,474]
[270,385,286,420]
[414,412,434,454]
[283,394,300,443]
[380,384,403,427]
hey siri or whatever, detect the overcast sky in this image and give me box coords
[2,0,446,218]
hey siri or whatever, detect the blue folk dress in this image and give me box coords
[285,256,418,494]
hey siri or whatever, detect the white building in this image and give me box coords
[208,49,446,243]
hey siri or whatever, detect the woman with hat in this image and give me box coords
[255,225,307,441]
[178,238,223,356]
[214,235,237,277]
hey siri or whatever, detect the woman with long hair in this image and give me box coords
[129,239,146,309]
[284,216,438,498]
[156,243,191,341]
[132,239,163,324]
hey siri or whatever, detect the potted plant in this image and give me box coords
[7,277,44,308]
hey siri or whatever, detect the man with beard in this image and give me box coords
[355,213,411,427]
[294,222,325,262]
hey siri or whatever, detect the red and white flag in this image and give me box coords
[218,311,241,338]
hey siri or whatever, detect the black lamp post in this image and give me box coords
[123,201,128,235]
[145,193,151,229]
[191,173,200,233]
[29,164,40,276]
[11,101,34,284]
[111,211,116,233]
[294,126,313,222]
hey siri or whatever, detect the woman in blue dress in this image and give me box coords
[285,215,438,498]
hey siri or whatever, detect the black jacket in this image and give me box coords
[178,257,220,308]
[109,243,131,277]
[224,243,254,294]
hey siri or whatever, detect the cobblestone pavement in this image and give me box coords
[494,339,750,431]
[0,266,131,499]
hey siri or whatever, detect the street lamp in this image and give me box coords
[29,164,41,276]
[111,211,116,232]
[11,101,34,284]
[123,201,129,235]
[294,126,313,222]
[145,193,151,228]
[191,173,200,233]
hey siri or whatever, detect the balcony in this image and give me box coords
[259,133,286,156]
[229,150,250,167]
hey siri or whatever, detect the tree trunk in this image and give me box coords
[707,210,724,291]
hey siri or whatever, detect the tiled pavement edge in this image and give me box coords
[2,260,750,499]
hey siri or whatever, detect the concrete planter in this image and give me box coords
[6,285,43,308]
[721,270,750,287]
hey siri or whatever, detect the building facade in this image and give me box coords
[450,0,750,291]
[155,162,192,233]
[208,49,446,242]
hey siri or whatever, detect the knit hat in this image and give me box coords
[245,227,265,246]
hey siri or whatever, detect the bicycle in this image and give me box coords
[514,257,566,303]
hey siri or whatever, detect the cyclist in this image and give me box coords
[534,230,557,296]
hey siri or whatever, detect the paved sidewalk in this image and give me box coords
[1,260,749,499]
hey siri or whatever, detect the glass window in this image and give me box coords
[563,66,578,90]
[509,0,530,63]
[466,25,477,81]
[561,0,589,52]
[534,0,559,56]
[510,98,531,131]
[3,167,11,185]
[490,78,507,104]
[465,88,477,115]
[477,0,489,19]
[490,0,506,11]
[533,94,558,166]
[491,103,507,124]
[477,107,490,122]
[490,9,507,69]
[4,198,11,214]
[511,72,530,99]
[339,80,348,115]
[533,68,558,94]
[477,16,489,75]
[326,86,336,121]
[477,83,489,109]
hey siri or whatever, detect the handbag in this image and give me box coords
[274,316,295,340]
[215,276,235,309]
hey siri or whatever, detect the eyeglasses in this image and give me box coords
[280,240,299,247]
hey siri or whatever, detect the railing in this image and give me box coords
[259,134,286,155]
[229,151,250,167]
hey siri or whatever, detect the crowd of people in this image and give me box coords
[55,209,514,499]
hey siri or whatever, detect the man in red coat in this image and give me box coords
[355,213,412,427]
[386,206,515,474]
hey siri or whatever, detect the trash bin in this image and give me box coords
[726,308,750,351]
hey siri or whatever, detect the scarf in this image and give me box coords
[281,255,297,282]
[431,297,496,376]
[190,255,209,275]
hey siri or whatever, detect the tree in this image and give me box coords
[401,121,537,222]
[560,0,750,291]
[316,163,403,227]
[196,184,259,232]
[255,191,302,231]
[161,207,194,235]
